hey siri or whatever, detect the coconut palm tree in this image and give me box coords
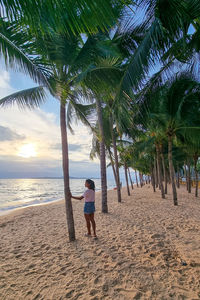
[0,22,118,238]
[147,73,200,205]
[89,116,118,190]
[180,140,200,197]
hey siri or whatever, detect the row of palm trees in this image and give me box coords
[0,0,200,241]
[89,71,200,205]
[110,73,200,205]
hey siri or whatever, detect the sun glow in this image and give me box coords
[18,143,37,158]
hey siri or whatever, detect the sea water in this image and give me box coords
[0,178,116,215]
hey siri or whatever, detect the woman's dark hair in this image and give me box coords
[86,179,95,191]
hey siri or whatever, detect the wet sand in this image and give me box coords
[0,184,200,300]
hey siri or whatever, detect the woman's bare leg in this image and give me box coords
[89,213,96,237]
[84,214,91,235]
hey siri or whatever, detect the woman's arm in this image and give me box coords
[71,195,84,200]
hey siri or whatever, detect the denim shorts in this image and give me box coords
[84,202,95,214]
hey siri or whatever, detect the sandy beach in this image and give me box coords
[0,184,200,300]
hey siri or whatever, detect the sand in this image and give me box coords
[0,184,200,300]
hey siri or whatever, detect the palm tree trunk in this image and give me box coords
[168,135,178,205]
[194,155,198,198]
[110,114,121,202]
[164,166,168,194]
[154,156,158,188]
[124,163,130,196]
[142,174,144,185]
[128,168,134,189]
[176,164,180,188]
[107,147,117,186]
[135,170,139,187]
[156,144,165,199]
[157,157,161,190]
[151,165,156,192]
[60,102,75,241]
[184,162,188,191]
[96,97,108,213]
[161,152,167,194]
[139,173,143,187]
[187,160,191,194]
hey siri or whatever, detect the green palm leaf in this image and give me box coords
[0,86,46,109]
[0,20,51,87]
[0,0,127,36]
[119,18,166,95]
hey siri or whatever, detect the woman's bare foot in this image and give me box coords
[85,233,91,237]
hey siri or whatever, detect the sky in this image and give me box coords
[0,62,118,179]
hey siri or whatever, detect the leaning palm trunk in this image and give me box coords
[128,168,134,189]
[161,152,167,194]
[96,97,108,213]
[99,141,108,212]
[135,170,139,187]
[108,148,117,186]
[156,144,165,199]
[110,114,121,202]
[124,163,130,196]
[60,102,76,241]
[194,154,199,198]
[168,135,178,205]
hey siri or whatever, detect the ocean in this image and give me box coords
[0,178,116,216]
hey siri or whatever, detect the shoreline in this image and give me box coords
[0,183,130,219]
[0,197,64,218]
[1,185,200,300]
[0,188,106,219]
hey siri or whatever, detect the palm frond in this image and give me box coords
[0,86,46,109]
[0,0,127,36]
[119,18,166,95]
[0,25,50,88]
[66,95,96,133]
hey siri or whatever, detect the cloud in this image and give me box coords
[52,143,83,152]
[0,125,25,141]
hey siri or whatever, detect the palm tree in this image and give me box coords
[128,168,134,189]
[181,140,200,197]
[89,117,119,193]
[77,53,126,210]
[148,73,200,205]
[155,142,165,199]
[95,95,108,212]
[0,22,117,238]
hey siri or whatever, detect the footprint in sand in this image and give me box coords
[90,289,98,296]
